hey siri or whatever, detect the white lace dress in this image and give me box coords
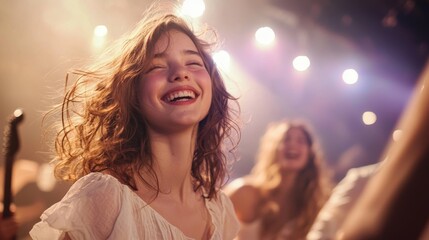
[30,172,239,240]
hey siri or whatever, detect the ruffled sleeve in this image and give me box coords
[30,173,123,240]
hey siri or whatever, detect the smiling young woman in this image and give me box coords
[30,3,241,240]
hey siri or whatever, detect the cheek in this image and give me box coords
[302,148,311,163]
[137,79,158,112]
[205,83,213,103]
[137,81,147,105]
[139,76,161,97]
[198,71,213,104]
[195,70,212,86]
[277,143,286,154]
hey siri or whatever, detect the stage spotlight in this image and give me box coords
[292,55,310,71]
[255,27,275,47]
[181,0,205,18]
[392,129,403,142]
[92,25,108,49]
[213,50,231,72]
[362,111,377,125]
[342,68,359,84]
[94,25,108,37]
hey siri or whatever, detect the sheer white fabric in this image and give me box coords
[235,219,295,240]
[307,164,380,240]
[307,163,429,240]
[30,172,239,240]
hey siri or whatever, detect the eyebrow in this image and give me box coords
[153,49,202,59]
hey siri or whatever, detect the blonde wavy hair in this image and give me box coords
[46,6,240,200]
[250,120,331,239]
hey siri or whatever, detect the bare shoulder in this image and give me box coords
[224,177,262,223]
[224,178,259,197]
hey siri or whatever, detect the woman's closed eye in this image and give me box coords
[186,61,204,68]
[146,65,165,73]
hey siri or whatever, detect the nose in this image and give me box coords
[169,65,190,82]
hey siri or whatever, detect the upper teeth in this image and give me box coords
[286,151,299,158]
[165,90,196,102]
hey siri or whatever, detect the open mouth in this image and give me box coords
[285,151,300,160]
[162,90,197,103]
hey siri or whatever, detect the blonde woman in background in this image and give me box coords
[226,120,332,240]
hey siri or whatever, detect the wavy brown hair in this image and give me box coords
[48,6,240,200]
[250,120,331,239]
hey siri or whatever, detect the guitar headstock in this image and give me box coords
[10,109,24,125]
[4,109,25,157]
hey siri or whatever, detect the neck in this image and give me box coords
[142,126,199,203]
[277,172,299,194]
